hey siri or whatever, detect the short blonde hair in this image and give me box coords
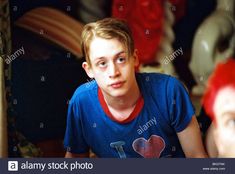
[81,18,134,65]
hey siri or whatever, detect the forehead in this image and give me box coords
[213,86,235,119]
[89,37,125,59]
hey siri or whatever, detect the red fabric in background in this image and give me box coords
[112,0,186,64]
[169,0,186,22]
[112,0,164,64]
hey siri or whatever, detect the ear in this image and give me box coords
[133,49,139,67]
[82,62,94,78]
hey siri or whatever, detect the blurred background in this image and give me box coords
[0,0,234,157]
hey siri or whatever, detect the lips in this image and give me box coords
[110,81,125,88]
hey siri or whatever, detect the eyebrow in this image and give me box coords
[94,51,126,61]
[221,111,235,118]
[116,51,126,56]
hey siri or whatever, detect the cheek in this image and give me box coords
[95,75,106,85]
[122,64,135,76]
[217,127,235,145]
[218,133,235,156]
[93,69,106,78]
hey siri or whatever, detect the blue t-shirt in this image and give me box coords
[64,73,195,158]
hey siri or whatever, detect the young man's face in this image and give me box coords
[82,37,139,98]
[213,86,235,157]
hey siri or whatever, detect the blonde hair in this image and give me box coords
[81,18,134,65]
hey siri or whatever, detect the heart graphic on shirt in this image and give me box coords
[132,135,165,158]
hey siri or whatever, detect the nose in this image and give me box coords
[108,62,120,78]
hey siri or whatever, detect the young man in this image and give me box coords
[203,58,235,157]
[64,18,207,158]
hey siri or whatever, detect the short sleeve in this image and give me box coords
[167,77,195,132]
[63,99,89,154]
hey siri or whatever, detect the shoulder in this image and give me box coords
[70,80,98,104]
[137,73,189,107]
[137,72,170,81]
[137,72,181,90]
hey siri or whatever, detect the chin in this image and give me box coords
[108,89,128,97]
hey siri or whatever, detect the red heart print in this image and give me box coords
[132,135,165,158]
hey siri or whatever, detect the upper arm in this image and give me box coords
[64,99,89,154]
[166,77,195,132]
[177,116,208,158]
[165,78,207,157]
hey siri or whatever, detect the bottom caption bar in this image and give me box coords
[0,158,234,174]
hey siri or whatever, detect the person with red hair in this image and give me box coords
[202,58,235,157]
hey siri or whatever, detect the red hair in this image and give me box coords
[202,58,235,122]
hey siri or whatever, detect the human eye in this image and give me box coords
[227,119,235,129]
[97,61,107,68]
[117,57,126,64]
[223,111,235,130]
